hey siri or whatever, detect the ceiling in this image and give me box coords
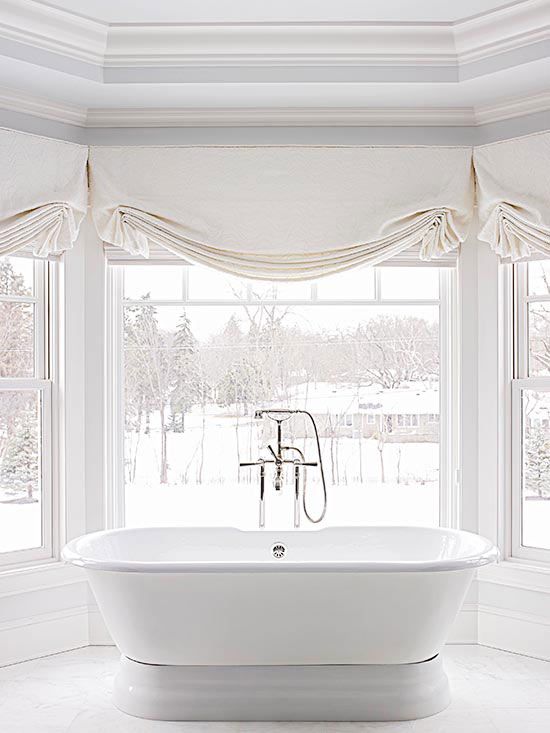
[0,0,548,136]
[34,0,518,24]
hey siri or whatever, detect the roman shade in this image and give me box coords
[474,131,550,260]
[0,129,88,257]
[89,145,474,280]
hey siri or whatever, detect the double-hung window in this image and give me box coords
[0,256,53,566]
[107,262,457,531]
[512,259,550,560]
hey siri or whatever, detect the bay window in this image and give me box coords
[0,256,53,565]
[107,263,457,531]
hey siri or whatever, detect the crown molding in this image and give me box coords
[1,85,550,130]
[0,0,548,74]
[104,24,455,69]
[0,85,86,125]
[84,106,475,128]
[475,90,550,125]
[0,0,106,65]
[454,0,550,64]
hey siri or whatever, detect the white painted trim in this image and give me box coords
[508,260,550,564]
[0,560,83,597]
[104,24,455,69]
[2,86,550,129]
[478,604,550,661]
[475,91,550,126]
[85,106,476,128]
[439,268,460,529]
[0,605,89,666]
[0,0,107,66]
[453,0,550,64]
[0,86,87,126]
[1,0,548,72]
[104,265,124,530]
[479,560,550,593]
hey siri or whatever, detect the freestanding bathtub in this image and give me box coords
[62,526,498,721]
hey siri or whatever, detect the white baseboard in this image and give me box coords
[448,604,478,644]
[478,605,550,661]
[0,606,89,667]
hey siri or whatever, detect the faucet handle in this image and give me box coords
[239,460,265,467]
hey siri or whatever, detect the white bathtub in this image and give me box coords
[63,526,498,721]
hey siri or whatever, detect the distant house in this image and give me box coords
[264,382,440,443]
[524,393,550,431]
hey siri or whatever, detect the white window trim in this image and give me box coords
[105,264,458,530]
[511,378,550,563]
[510,261,550,564]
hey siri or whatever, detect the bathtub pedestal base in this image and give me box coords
[114,654,450,722]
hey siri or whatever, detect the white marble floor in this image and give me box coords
[1,645,550,732]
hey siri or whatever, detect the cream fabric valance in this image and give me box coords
[474,131,550,261]
[0,129,88,258]
[89,145,473,280]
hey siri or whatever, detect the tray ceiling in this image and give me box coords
[0,0,548,133]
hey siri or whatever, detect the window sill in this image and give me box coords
[478,557,550,594]
[0,559,84,599]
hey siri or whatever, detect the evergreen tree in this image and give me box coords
[524,427,550,498]
[1,409,38,500]
[170,310,199,433]
[0,259,33,378]
[217,357,266,414]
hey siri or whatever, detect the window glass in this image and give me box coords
[0,256,50,563]
[120,264,444,530]
[521,388,550,550]
[187,267,247,301]
[124,265,183,301]
[528,261,550,296]
[380,267,439,300]
[250,281,312,301]
[316,267,375,300]
[0,390,42,553]
[0,256,33,296]
[528,302,550,376]
[0,303,34,377]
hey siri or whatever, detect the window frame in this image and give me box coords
[511,261,550,563]
[0,258,54,567]
[106,263,458,530]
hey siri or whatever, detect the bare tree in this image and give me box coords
[124,297,179,484]
[353,315,438,389]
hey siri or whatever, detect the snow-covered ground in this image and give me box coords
[2,401,549,551]
[0,498,41,554]
[123,419,440,529]
[1,486,549,552]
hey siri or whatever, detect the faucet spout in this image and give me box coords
[267,444,283,490]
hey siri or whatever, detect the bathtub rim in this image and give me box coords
[61,525,499,574]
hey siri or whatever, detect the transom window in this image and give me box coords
[107,263,456,530]
[0,256,52,565]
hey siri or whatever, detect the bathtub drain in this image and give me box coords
[271,543,287,559]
